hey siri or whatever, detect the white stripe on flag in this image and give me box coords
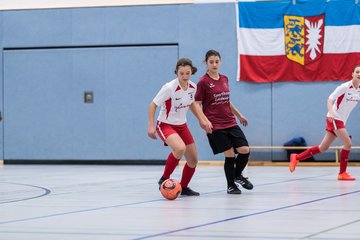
[238,28,285,56]
[239,25,360,55]
[324,25,360,53]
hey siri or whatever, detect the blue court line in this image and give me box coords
[132,190,360,240]
[0,182,51,204]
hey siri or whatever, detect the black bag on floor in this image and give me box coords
[283,137,315,162]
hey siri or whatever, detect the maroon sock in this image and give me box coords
[180,163,196,188]
[339,149,350,174]
[297,146,321,161]
[162,152,180,179]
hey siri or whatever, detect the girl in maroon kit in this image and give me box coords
[195,50,253,194]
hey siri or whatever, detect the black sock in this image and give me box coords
[224,157,235,187]
[235,153,249,177]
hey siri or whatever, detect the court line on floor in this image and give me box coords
[0,182,51,204]
[132,190,360,240]
[2,190,358,239]
[198,173,333,196]
[0,174,336,225]
[0,198,163,225]
[302,218,360,239]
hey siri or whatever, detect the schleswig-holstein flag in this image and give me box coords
[238,0,360,83]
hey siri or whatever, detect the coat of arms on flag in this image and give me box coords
[284,14,325,66]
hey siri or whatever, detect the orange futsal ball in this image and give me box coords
[160,179,182,200]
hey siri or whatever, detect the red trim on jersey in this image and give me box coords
[189,83,195,89]
[165,98,172,119]
[175,85,181,92]
[336,93,345,110]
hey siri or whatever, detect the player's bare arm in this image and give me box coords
[147,102,157,139]
[230,101,248,127]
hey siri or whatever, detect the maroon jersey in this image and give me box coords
[195,73,237,131]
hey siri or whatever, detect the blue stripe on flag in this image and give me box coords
[238,1,289,29]
[239,0,360,29]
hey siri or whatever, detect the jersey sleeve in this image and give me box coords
[195,80,205,102]
[153,83,172,106]
[329,83,347,101]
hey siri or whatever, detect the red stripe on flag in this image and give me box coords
[240,53,360,83]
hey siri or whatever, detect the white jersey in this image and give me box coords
[153,78,196,125]
[327,80,360,124]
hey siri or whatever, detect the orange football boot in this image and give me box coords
[289,153,299,173]
[338,172,356,181]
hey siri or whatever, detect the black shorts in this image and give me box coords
[207,125,249,155]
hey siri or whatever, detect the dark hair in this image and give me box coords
[204,49,221,62]
[174,58,197,75]
[353,65,360,72]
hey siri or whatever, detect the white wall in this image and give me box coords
[0,0,192,10]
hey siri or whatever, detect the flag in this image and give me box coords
[238,0,360,83]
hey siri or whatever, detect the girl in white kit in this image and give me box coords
[290,65,360,181]
[147,58,211,196]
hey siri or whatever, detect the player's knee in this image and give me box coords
[224,148,236,157]
[319,146,328,152]
[187,158,198,168]
[344,142,352,150]
[174,145,186,157]
[237,146,250,154]
[319,144,329,152]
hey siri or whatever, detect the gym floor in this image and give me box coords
[1,164,359,240]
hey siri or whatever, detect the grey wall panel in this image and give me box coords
[272,82,333,147]
[71,6,179,45]
[232,82,272,161]
[3,9,73,48]
[3,5,179,48]
[4,46,178,160]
